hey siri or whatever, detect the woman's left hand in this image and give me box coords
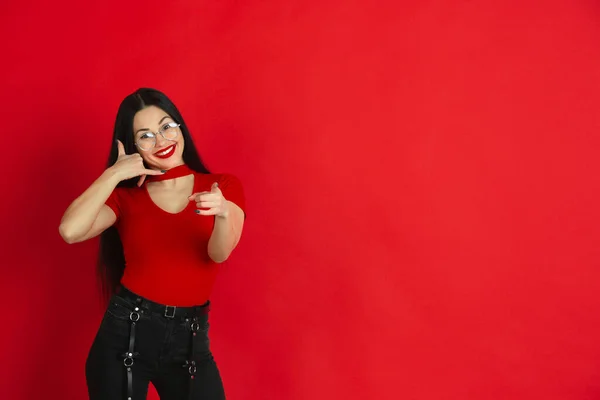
[189,182,230,218]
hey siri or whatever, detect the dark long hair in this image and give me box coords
[96,88,211,302]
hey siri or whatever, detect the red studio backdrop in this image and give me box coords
[1,1,600,399]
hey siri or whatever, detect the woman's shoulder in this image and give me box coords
[110,185,146,200]
[106,184,146,215]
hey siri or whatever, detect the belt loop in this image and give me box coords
[164,305,176,318]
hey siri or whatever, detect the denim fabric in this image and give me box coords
[85,289,225,400]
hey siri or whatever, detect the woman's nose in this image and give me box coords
[155,133,169,147]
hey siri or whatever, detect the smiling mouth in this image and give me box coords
[154,144,176,159]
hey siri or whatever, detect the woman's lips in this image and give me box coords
[154,144,176,159]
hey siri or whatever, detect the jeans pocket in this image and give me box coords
[99,295,147,337]
[194,321,211,357]
[169,318,211,362]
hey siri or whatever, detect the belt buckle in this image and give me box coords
[164,305,176,318]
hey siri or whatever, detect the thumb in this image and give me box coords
[116,140,126,157]
[211,182,220,191]
[137,174,146,187]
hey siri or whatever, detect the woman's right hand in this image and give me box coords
[111,140,165,186]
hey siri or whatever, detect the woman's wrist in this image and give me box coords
[216,211,230,220]
[101,166,123,187]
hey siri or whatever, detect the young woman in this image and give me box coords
[59,88,245,400]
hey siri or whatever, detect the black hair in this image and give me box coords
[96,88,211,302]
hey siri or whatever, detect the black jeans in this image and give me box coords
[85,286,225,400]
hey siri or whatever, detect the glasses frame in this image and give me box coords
[135,121,181,151]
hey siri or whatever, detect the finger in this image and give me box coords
[117,140,126,156]
[196,201,220,209]
[188,192,210,202]
[195,193,220,202]
[137,174,146,187]
[194,208,218,216]
[144,169,167,176]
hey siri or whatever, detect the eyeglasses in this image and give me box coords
[135,121,181,151]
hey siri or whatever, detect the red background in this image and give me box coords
[1,1,600,399]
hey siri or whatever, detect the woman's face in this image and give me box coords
[132,105,185,170]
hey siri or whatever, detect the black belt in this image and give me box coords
[117,286,210,319]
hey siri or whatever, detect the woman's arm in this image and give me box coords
[190,182,245,263]
[58,169,120,244]
[207,202,245,263]
[59,140,164,244]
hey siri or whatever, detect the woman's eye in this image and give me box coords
[140,132,154,140]
[162,123,173,131]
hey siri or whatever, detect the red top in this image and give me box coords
[105,164,246,306]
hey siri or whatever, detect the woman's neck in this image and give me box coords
[146,163,194,185]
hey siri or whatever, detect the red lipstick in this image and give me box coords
[154,144,176,159]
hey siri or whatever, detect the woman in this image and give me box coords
[59,88,245,400]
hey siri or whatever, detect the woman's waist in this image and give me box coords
[120,268,217,308]
[116,284,210,320]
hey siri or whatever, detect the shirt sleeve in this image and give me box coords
[105,187,123,221]
[219,173,246,218]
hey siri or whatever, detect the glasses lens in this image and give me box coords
[161,123,179,140]
[137,133,156,151]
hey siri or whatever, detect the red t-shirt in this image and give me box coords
[105,167,245,306]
